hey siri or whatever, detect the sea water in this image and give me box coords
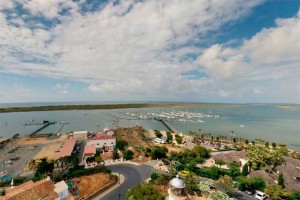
[0,104,299,151]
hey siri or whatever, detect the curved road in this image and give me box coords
[101,164,156,200]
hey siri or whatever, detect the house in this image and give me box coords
[83,144,96,158]
[212,150,247,169]
[72,131,88,140]
[0,178,70,200]
[87,132,116,150]
[54,181,69,200]
[249,157,300,192]
[104,128,115,136]
[274,156,300,192]
[57,138,77,159]
[248,170,276,185]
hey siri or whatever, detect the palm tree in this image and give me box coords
[28,159,38,172]
[229,131,235,141]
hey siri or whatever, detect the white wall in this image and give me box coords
[87,138,116,149]
[55,188,68,200]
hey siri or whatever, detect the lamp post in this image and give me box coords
[119,173,121,184]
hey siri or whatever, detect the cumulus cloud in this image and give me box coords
[0,0,299,102]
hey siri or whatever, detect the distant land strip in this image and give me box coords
[0,103,239,113]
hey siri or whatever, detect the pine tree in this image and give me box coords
[242,163,249,176]
[278,172,285,188]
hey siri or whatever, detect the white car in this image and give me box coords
[255,191,268,200]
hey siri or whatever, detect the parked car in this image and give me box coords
[255,191,268,200]
[245,189,255,195]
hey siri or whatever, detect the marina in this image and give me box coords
[0,104,299,150]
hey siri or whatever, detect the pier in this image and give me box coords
[30,121,56,137]
[154,117,180,134]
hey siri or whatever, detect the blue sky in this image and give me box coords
[0,0,299,103]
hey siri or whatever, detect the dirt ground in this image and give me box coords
[115,126,149,147]
[33,143,63,160]
[14,134,68,145]
[72,173,115,199]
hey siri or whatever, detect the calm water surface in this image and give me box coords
[0,104,299,150]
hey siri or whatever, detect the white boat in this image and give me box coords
[240,125,245,128]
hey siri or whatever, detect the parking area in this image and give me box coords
[0,144,44,177]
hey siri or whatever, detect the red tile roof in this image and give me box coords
[83,144,96,156]
[57,138,77,159]
[2,179,58,200]
[88,133,116,141]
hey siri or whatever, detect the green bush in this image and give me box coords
[116,140,129,151]
[150,146,168,159]
[123,150,134,160]
[150,172,159,180]
[126,183,165,200]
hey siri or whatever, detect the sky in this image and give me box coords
[0,0,299,104]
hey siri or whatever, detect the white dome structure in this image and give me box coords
[167,175,187,200]
[170,175,185,189]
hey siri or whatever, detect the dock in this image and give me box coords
[154,117,180,134]
[30,122,56,137]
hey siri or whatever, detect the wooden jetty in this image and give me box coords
[154,117,180,134]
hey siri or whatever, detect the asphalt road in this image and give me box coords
[101,164,156,200]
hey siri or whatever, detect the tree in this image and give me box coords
[175,134,183,144]
[126,183,165,200]
[278,172,285,189]
[113,149,119,160]
[264,185,289,200]
[215,160,226,168]
[242,163,249,176]
[288,190,300,200]
[237,176,252,191]
[150,146,168,159]
[95,156,103,163]
[58,155,79,175]
[166,132,173,143]
[265,142,269,148]
[115,140,129,151]
[272,142,277,148]
[228,162,241,178]
[251,177,266,191]
[123,150,134,160]
[218,175,233,193]
[155,130,162,138]
[233,138,236,143]
[86,156,95,163]
[35,158,54,180]
[245,139,249,145]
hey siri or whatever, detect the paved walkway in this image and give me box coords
[92,173,125,200]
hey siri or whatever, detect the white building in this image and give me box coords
[54,181,69,200]
[87,132,116,150]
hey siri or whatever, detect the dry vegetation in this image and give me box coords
[115,126,149,147]
[73,173,115,199]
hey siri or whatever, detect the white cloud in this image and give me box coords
[54,83,70,94]
[19,0,79,19]
[1,0,299,103]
